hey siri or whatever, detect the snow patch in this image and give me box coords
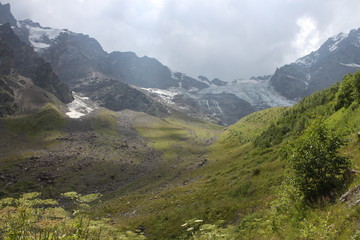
[22,22,64,51]
[213,100,223,114]
[339,63,360,68]
[199,77,295,110]
[141,88,180,105]
[329,33,348,52]
[66,93,98,119]
[29,40,50,49]
[204,99,210,111]
[295,55,315,67]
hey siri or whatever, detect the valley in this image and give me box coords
[2,1,360,239]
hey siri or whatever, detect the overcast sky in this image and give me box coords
[3,0,360,80]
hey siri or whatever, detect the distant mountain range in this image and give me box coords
[1,2,360,124]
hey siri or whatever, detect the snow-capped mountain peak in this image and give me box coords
[270,28,360,100]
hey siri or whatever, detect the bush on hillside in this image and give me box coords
[288,120,350,202]
[335,71,360,110]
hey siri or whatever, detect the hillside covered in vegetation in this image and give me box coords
[2,71,360,239]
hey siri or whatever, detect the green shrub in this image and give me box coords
[0,192,146,240]
[288,120,350,202]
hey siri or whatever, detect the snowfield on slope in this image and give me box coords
[199,78,295,110]
[66,93,98,118]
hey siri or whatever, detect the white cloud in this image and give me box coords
[293,16,320,56]
[3,0,360,80]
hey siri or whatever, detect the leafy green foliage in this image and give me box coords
[221,107,287,148]
[0,192,145,240]
[288,120,350,202]
[183,220,237,240]
[254,84,339,148]
[268,178,304,234]
[267,179,339,240]
[335,72,360,110]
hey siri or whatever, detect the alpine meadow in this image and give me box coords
[2,1,360,239]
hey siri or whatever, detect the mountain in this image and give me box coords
[0,17,168,117]
[0,2,285,124]
[71,72,169,117]
[270,28,360,99]
[0,2,16,27]
[0,23,73,104]
[9,2,360,124]
[2,13,253,124]
[142,87,255,125]
[0,24,68,116]
[3,2,360,239]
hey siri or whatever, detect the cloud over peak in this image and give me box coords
[3,0,360,80]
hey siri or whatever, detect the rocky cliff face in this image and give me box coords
[0,36,66,116]
[270,29,360,99]
[172,92,255,125]
[0,2,17,27]
[71,72,169,117]
[0,23,73,104]
[13,17,217,92]
[24,21,109,84]
[107,51,177,89]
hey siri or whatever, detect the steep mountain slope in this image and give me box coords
[0,23,73,104]
[107,51,177,89]
[72,72,169,117]
[17,20,254,124]
[270,28,360,99]
[0,2,16,27]
[0,3,260,124]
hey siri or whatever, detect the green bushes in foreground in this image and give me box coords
[0,192,145,240]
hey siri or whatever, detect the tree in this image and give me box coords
[335,71,360,110]
[288,120,350,202]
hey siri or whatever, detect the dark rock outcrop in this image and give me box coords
[172,72,209,90]
[72,73,169,118]
[0,23,73,103]
[39,29,108,83]
[0,2,17,27]
[211,78,227,86]
[107,52,177,89]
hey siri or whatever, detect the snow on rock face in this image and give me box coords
[328,33,348,52]
[66,93,98,119]
[199,77,295,110]
[340,63,360,68]
[20,21,64,52]
[295,55,315,67]
[141,87,182,105]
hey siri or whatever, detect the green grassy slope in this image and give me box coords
[95,71,360,239]
[3,71,360,239]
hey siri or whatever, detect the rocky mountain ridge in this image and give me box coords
[270,28,360,99]
[0,23,73,105]
[1,9,256,125]
[3,1,360,125]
